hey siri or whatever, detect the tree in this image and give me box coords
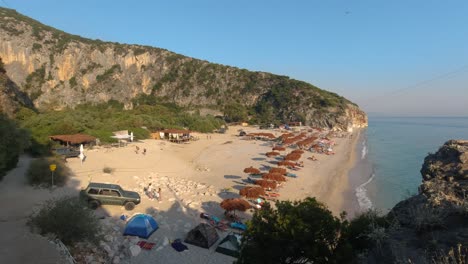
[236,197,351,264]
[223,103,248,123]
[0,114,30,180]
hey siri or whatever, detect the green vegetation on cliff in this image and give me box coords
[0,7,367,130]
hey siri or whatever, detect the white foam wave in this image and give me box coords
[361,141,368,160]
[355,173,374,211]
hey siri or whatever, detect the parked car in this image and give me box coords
[53,147,80,158]
[80,182,141,210]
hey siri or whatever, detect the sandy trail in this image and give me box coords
[0,156,66,264]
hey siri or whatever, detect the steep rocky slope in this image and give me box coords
[0,58,33,117]
[367,140,468,263]
[0,7,367,130]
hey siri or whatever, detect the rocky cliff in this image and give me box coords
[367,140,468,263]
[0,7,367,130]
[0,57,33,117]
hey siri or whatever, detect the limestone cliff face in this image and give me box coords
[0,8,367,130]
[0,58,33,117]
[369,140,468,263]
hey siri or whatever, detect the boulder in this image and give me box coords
[128,245,141,257]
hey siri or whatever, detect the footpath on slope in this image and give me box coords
[0,156,67,264]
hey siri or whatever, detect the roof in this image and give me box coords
[49,134,96,144]
[160,129,191,134]
[86,182,123,190]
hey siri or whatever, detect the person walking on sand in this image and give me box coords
[147,183,154,199]
[157,188,162,201]
[143,148,147,155]
[135,146,140,154]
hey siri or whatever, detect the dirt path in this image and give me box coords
[0,156,65,264]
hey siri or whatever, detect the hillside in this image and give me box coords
[0,7,367,130]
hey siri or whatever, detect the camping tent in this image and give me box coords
[184,223,219,249]
[215,233,242,257]
[123,214,159,239]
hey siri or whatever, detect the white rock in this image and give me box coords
[129,245,141,257]
[163,237,169,246]
[104,234,114,242]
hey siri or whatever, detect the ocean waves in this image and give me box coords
[355,172,374,211]
[361,140,367,160]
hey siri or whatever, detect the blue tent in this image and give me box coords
[123,214,159,239]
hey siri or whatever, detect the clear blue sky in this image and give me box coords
[2,0,468,116]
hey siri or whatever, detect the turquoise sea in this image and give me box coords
[348,116,468,214]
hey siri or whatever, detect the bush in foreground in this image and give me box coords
[236,197,352,264]
[28,196,101,246]
[26,157,71,186]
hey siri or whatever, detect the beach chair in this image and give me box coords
[201,213,228,231]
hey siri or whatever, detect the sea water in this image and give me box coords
[349,116,468,214]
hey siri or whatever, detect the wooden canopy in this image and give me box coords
[49,134,96,145]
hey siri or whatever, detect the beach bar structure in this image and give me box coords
[155,129,191,143]
[49,134,96,146]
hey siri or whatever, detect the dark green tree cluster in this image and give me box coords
[236,198,389,264]
[16,99,224,151]
[0,114,30,180]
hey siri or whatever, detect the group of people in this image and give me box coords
[135,146,147,155]
[144,183,161,201]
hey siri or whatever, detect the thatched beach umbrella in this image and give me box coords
[244,167,261,174]
[278,161,296,167]
[269,167,287,175]
[265,151,280,157]
[220,198,251,213]
[254,180,277,189]
[262,173,286,182]
[292,149,304,154]
[272,146,286,151]
[239,186,266,198]
[285,153,301,161]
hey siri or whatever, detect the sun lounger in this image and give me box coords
[286,173,297,178]
[230,222,247,231]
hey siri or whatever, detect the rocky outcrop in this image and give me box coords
[0,7,367,130]
[0,57,33,117]
[369,141,468,263]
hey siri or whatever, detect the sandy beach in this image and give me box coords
[0,125,360,264]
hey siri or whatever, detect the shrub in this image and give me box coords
[431,244,467,264]
[26,157,71,186]
[28,196,101,246]
[408,204,446,233]
[347,209,390,253]
[236,197,351,264]
[103,166,114,174]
